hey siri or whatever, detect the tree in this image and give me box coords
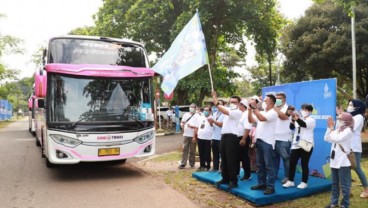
[280,0,368,99]
[0,14,23,81]
[90,0,285,105]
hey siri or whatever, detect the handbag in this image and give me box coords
[339,144,357,170]
[298,139,312,152]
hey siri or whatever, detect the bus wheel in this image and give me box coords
[36,138,41,147]
[46,158,55,168]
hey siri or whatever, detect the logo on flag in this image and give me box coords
[152,11,209,95]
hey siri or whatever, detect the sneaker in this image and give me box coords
[281,177,288,184]
[205,167,211,171]
[190,165,195,168]
[297,182,308,189]
[178,164,185,169]
[210,168,219,172]
[263,187,275,195]
[282,181,295,188]
[240,175,252,181]
[360,191,368,198]
[251,184,267,190]
[197,167,205,172]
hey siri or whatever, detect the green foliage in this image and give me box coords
[0,14,24,80]
[90,0,285,105]
[281,0,368,99]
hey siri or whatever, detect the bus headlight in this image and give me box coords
[50,134,82,148]
[134,131,154,144]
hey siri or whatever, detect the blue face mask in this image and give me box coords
[211,106,217,113]
[204,111,209,117]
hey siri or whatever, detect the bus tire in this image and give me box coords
[36,138,41,147]
[46,158,55,168]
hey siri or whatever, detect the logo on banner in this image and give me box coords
[323,83,332,99]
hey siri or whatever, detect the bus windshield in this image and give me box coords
[48,74,153,127]
[48,38,147,67]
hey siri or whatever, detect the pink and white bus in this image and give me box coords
[34,36,156,167]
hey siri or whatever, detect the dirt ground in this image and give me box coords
[132,154,255,208]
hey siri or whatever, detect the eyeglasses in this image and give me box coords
[230,101,238,104]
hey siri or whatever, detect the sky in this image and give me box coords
[0,0,313,79]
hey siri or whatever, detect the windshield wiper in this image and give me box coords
[70,113,93,129]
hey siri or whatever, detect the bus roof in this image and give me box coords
[48,35,145,47]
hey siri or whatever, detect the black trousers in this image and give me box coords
[238,136,251,178]
[211,140,220,170]
[220,134,240,184]
[197,138,211,169]
[289,147,313,183]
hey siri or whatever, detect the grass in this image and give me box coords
[144,151,368,208]
[0,118,16,128]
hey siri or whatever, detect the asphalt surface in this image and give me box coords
[0,118,196,208]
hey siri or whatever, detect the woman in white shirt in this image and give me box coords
[346,99,368,198]
[283,104,316,189]
[324,113,354,208]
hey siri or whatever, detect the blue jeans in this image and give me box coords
[331,167,351,208]
[274,140,291,179]
[256,139,276,189]
[353,152,368,188]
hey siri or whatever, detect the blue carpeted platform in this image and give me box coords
[192,169,332,206]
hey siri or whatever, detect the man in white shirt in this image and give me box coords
[207,100,225,172]
[273,92,292,184]
[236,99,253,181]
[248,94,278,195]
[166,107,174,128]
[212,91,242,190]
[178,103,200,169]
[194,106,214,171]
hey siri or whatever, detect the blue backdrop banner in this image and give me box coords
[262,78,336,178]
[0,100,12,121]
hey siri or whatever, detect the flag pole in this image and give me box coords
[207,64,214,91]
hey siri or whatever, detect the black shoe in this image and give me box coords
[263,187,275,195]
[251,184,267,190]
[240,175,251,181]
[178,164,185,169]
[205,167,211,171]
[215,179,229,186]
[197,167,205,172]
[228,182,238,189]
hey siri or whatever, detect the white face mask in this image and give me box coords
[189,107,195,113]
[229,103,237,109]
[336,120,345,128]
[261,102,267,110]
[301,110,309,118]
[346,106,354,113]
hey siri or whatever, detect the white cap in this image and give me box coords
[251,95,261,103]
[240,99,249,108]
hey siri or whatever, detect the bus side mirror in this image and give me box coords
[42,48,47,65]
[38,99,45,108]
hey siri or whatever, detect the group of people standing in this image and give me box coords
[176,91,368,206]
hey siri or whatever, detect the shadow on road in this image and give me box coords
[47,162,145,181]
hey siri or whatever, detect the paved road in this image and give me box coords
[0,119,195,208]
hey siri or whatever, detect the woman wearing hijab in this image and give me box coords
[324,113,354,208]
[346,99,368,198]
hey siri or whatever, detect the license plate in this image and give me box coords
[98,148,120,156]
